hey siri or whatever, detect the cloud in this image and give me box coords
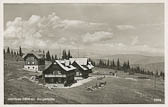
[131,36,138,45]
[62,20,84,27]
[28,15,41,25]
[4,12,106,49]
[116,25,136,30]
[82,31,113,43]
[4,12,163,56]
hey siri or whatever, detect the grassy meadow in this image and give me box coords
[4,59,164,104]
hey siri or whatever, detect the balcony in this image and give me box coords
[45,74,66,78]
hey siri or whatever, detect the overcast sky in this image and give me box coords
[4,3,164,57]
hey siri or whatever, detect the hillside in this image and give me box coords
[91,54,164,73]
[4,60,164,104]
[93,54,164,64]
[131,62,164,73]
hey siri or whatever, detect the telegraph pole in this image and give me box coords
[78,46,79,58]
[60,46,61,59]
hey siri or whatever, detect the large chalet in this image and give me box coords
[42,60,76,87]
[22,50,45,72]
[70,58,94,78]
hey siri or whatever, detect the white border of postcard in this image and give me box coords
[0,0,167,107]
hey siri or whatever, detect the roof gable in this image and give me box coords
[22,52,44,59]
[55,60,76,71]
[72,61,88,71]
[70,58,88,65]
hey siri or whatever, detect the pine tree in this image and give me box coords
[46,50,51,61]
[19,46,23,56]
[107,59,110,68]
[54,54,58,60]
[112,60,115,67]
[68,50,72,59]
[11,50,13,56]
[99,59,102,67]
[62,50,67,59]
[3,49,5,55]
[136,66,140,73]
[14,51,16,56]
[122,61,127,72]
[117,58,120,70]
[42,50,45,59]
[51,55,55,62]
[127,60,130,69]
[7,47,10,54]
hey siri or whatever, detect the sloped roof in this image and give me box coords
[55,60,76,71]
[59,60,70,66]
[43,60,76,72]
[74,61,88,71]
[22,51,44,59]
[45,61,52,70]
[69,58,88,65]
[87,62,94,69]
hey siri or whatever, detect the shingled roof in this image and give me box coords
[70,58,94,70]
[22,51,44,59]
[43,60,76,72]
[69,58,88,65]
[73,61,88,71]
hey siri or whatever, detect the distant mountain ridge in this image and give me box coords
[131,62,164,73]
[91,54,164,65]
[91,54,164,73]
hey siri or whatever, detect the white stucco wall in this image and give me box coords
[24,65,39,71]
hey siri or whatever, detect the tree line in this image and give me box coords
[4,46,73,62]
[89,58,164,79]
[45,49,72,62]
[4,46,164,79]
[4,46,23,57]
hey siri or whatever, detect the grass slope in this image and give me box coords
[4,60,164,104]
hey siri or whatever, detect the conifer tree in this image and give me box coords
[3,49,5,55]
[14,51,16,56]
[46,50,51,61]
[112,60,115,67]
[11,50,13,56]
[62,50,67,59]
[55,54,58,60]
[51,55,55,62]
[107,59,110,68]
[7,47,10,54]
[117,58,120,70]
[68,50,72,59]
[19,46,23,56]
[127,60,130,69]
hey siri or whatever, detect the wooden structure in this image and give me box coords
[70,58,94,78]
[42,60,76,86]
[22,50,45,71]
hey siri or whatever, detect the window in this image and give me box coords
[53,71,61,75]
[28,67,30,69]
[58,71,61,75]
[58,78,62,83]
[28,62,30,65]
[32,61,35,65]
